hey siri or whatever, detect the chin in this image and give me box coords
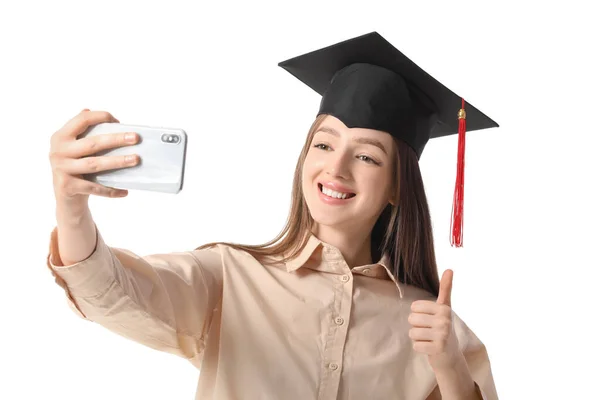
[310,210,351,228]
[305,194,358,230]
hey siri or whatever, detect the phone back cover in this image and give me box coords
[79,123,187,194]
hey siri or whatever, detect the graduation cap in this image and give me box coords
[278,31,499,247]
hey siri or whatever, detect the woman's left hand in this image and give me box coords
[408,269,463,371]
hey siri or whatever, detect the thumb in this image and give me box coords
[437,269,453,307]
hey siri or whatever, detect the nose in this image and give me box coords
[325,150,351,180]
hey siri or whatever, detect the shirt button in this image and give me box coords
[362,268,371,275]
[335,317,344,325]
[340,275,350,282]
[329,363,339,371]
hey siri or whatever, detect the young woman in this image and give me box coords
[47,33,498,400]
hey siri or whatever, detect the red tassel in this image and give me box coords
[451,98,467,247]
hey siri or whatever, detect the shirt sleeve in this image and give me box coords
[45,225,223,368]
[453,311,499,400]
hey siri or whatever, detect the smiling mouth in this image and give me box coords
[318,183,356,200]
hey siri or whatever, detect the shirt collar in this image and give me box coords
[283,233,404,298]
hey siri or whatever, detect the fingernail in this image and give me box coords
[125,155,137,163]
[125,132,137,141]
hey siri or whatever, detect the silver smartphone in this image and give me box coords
[78,123,188,194]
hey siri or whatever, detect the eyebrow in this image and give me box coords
[316,126,388,155]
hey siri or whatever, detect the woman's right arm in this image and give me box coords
[55,199,97,266]
[47,110,221,367]
[46,223,222,368]
[50,108,135,265]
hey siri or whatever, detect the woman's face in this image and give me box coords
[302,115,396,233]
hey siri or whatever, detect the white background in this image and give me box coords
[1,1,599,399]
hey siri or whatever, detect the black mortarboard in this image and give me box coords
[278,31,499,247]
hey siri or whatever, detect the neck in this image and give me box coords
[311,223,373,268]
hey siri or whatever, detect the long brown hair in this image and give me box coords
[196,114,440,297]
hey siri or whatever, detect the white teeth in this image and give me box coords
[321,185,350,199]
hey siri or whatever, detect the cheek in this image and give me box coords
[302,153,321,181]
[301,160,314,193]
[304,151,319,167]
[362,172,393,201]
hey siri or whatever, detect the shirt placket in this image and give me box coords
[317,247,353,400]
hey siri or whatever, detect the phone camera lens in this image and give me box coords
[162,134,180,144]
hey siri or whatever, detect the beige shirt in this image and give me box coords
[46,227,497,400]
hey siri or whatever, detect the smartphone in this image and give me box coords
[78,123,188,194]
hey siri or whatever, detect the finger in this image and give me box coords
[58,154,140,175]
[412,341,439,354]
[57,110,119,139]
[82,181,129,198]
[437,269,453,307]
[64,131,139,158]
[407,312,437,328]
[55,174,128,198]
[408,327,436,342]
[411,300,440,315]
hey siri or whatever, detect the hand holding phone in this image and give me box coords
[78,121,187,194]
[50,109,187,215]
[50,110,142,205]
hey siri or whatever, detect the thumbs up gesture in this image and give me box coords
[408,269,462,371]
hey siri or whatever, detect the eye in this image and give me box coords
[358,155,381,166]
[313,143,331,151]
